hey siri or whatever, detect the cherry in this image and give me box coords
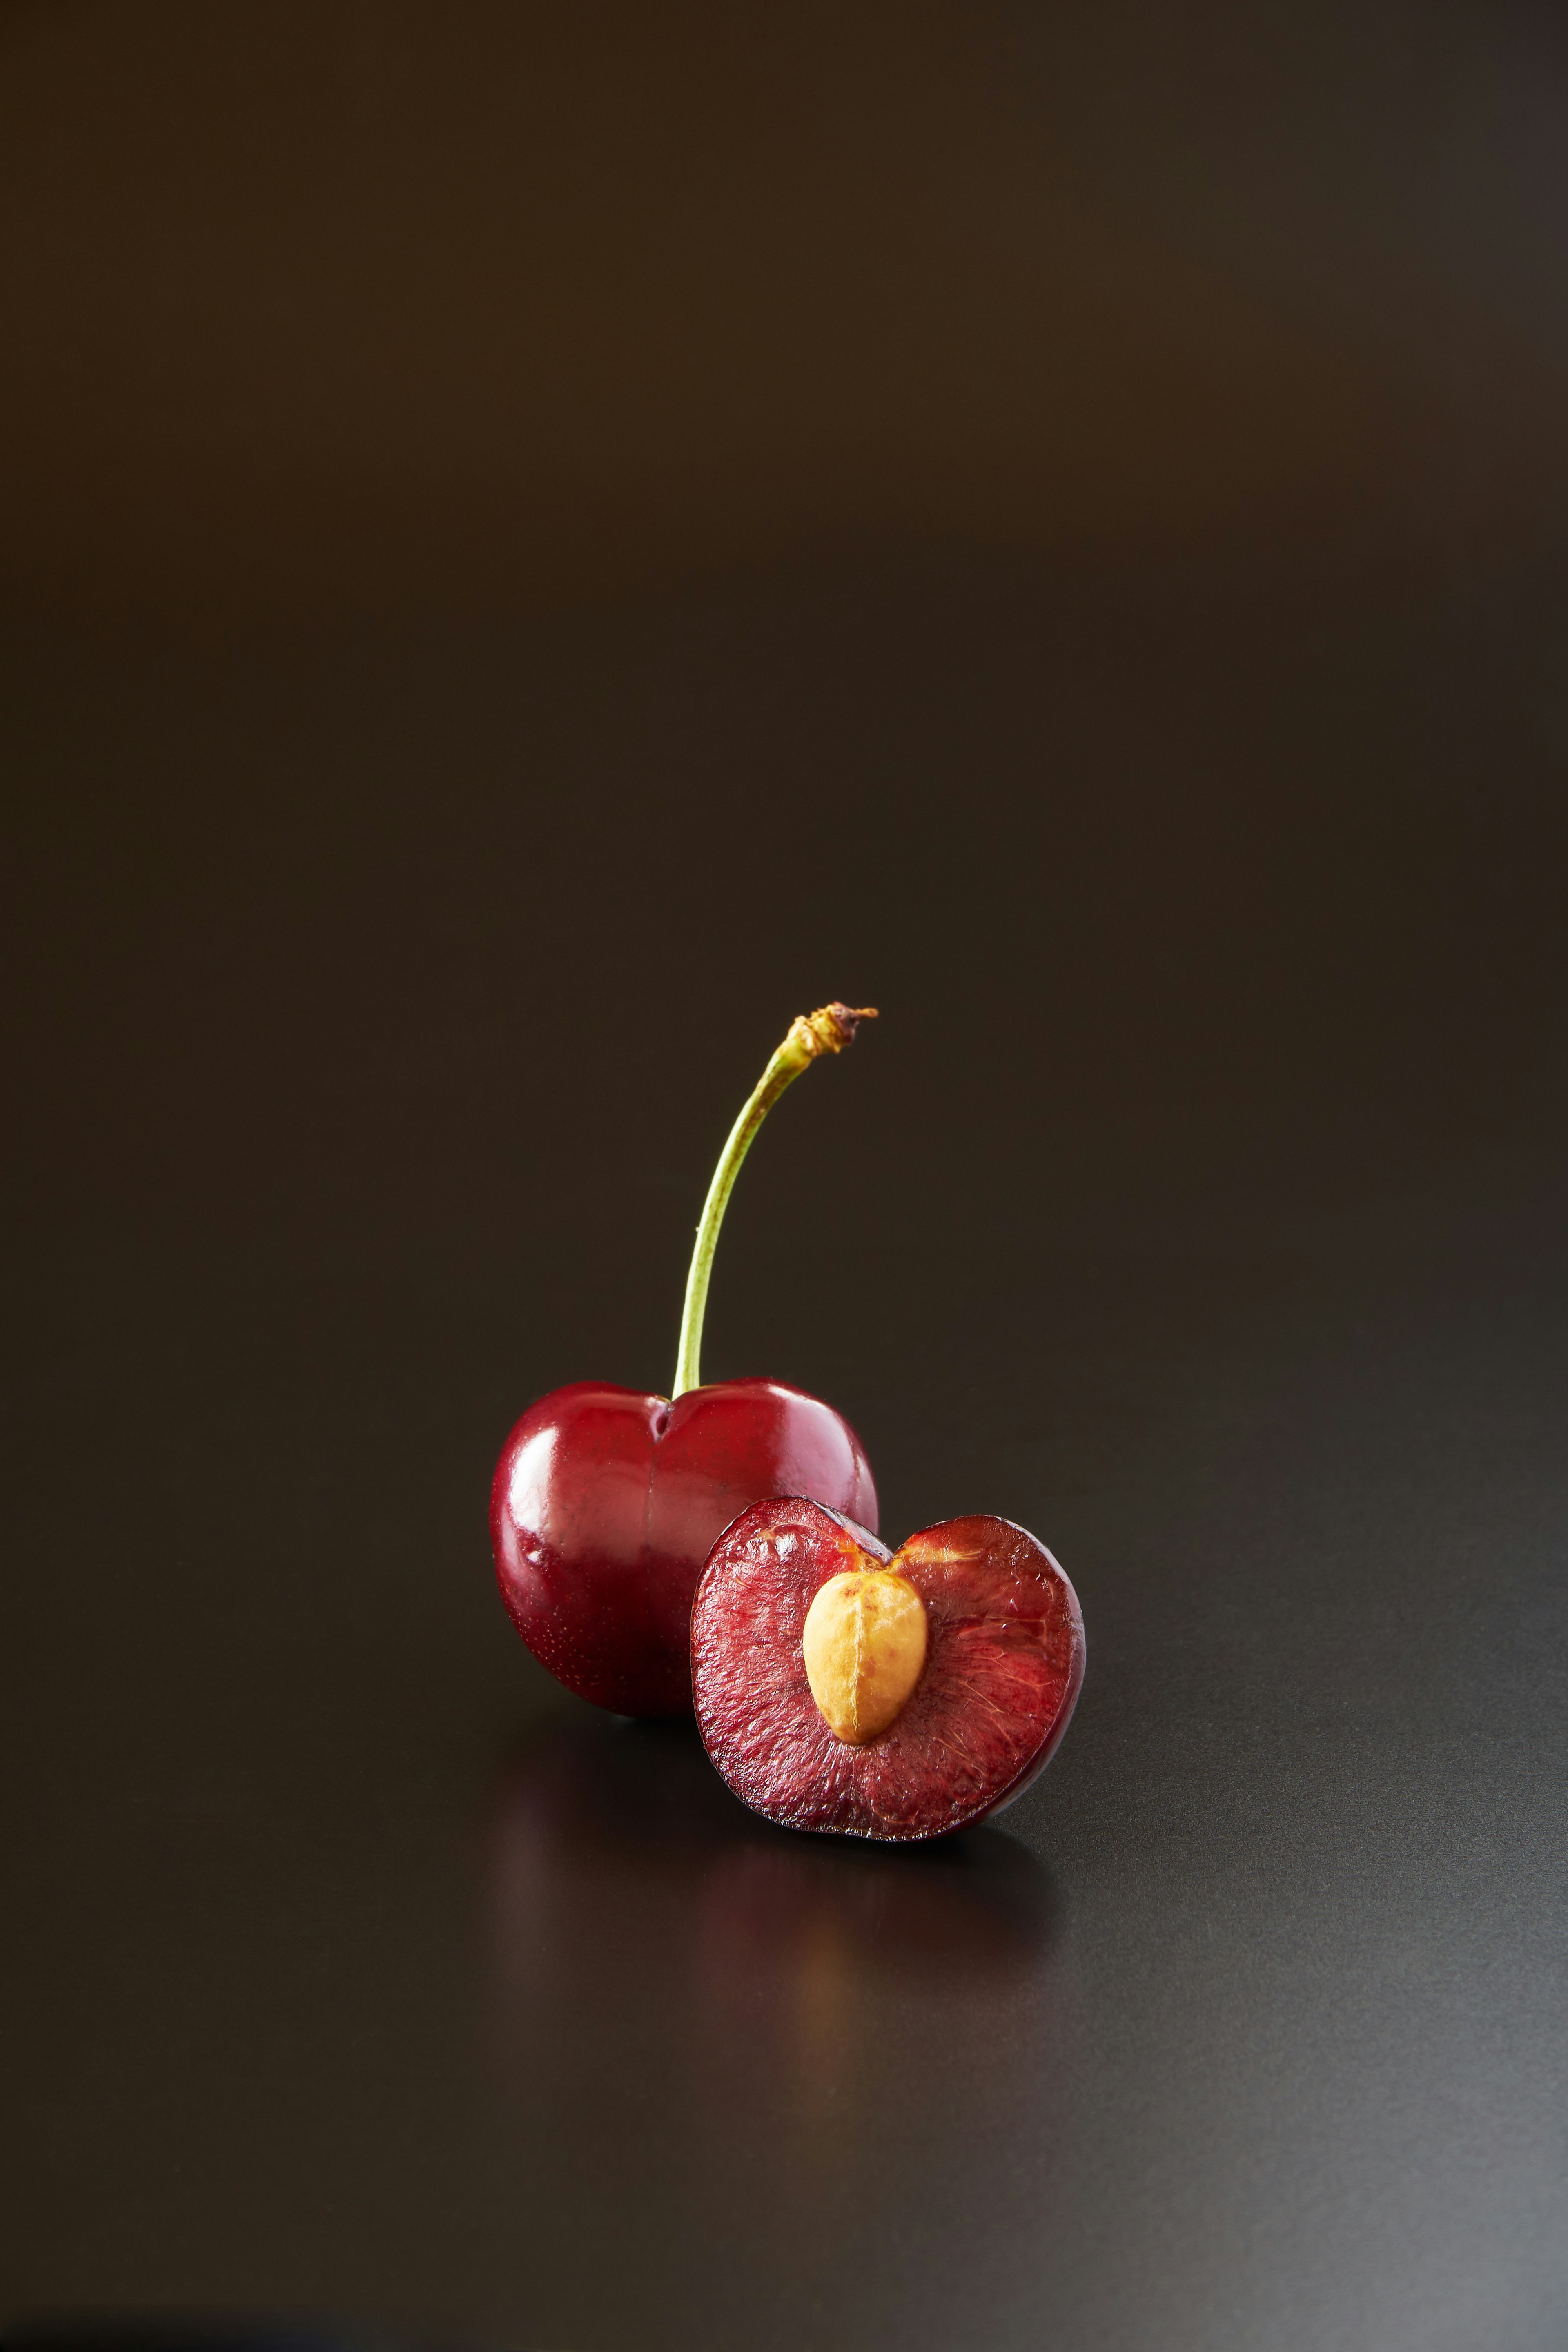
[690,1497,1085,1839]
[491,1004,879,1717]
[491,1379,876,1715]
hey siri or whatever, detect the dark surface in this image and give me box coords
[4,8,1568,2352]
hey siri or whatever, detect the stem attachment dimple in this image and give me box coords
[670,1002,877,1399]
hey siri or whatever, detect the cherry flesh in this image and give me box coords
[492,1379,877,1717]
[691,1497,1085,1840]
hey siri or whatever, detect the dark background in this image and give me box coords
[3,6,1567,2349]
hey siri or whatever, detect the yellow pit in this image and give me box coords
[801,1567,928,1744]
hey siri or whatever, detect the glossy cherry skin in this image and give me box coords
[491,1378,878,1717]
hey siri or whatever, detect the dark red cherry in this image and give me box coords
[491,1378,877,1717]
[691,1496,1085,1839]
[490,1002,880,1717]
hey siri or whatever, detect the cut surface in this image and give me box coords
[692,1497,1085,1841]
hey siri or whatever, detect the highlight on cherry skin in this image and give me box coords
[490,1002,879,1719]
[691,1496,1086,1841]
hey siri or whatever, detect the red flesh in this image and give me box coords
[692,1497,1085,1839]
[491,1381,878,1717]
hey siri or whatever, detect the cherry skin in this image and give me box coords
[492,1378,877,1717]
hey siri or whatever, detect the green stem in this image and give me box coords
[672,1002,877,1399]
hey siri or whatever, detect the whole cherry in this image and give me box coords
[491,1004,879,1717]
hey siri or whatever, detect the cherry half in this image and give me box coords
[691,1497,1085,1839]
[492,1004,879,1718]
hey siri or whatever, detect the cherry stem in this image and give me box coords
[671,1002,877,1399]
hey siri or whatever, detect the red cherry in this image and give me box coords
[691,1497,1085,1840]
[491,1003,879,1716]
[492,1378,877,1717]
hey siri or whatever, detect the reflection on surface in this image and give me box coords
[486,1719,1070,2347]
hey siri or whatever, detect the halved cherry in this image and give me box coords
[691,1497,1085,1842]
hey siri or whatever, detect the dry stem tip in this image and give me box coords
[789,1002,879,1060]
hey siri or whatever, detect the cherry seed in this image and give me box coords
[691,1497,1086,1840]
[491,1004,880,1717]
